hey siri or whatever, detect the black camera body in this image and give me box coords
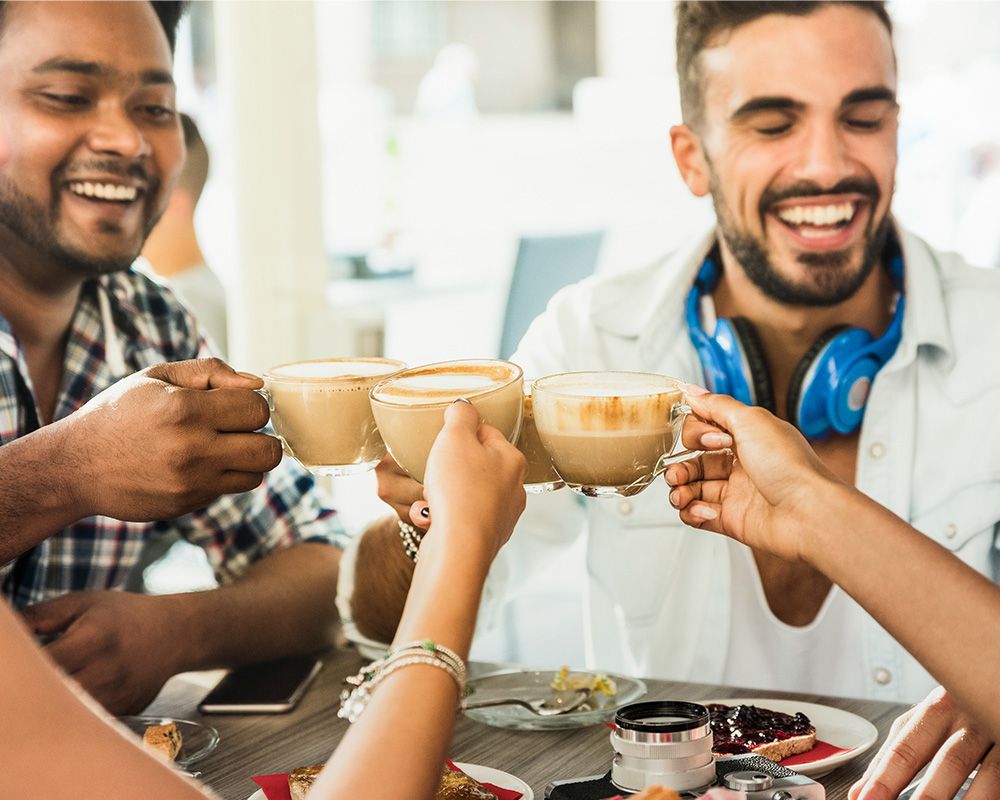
[545,753,825,799]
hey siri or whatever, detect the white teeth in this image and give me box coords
[68,182,138,202]
[777,202,855,227]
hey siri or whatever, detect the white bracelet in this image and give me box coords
[397,518,424,562]
[338,640,467,723]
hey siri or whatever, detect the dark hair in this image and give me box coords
[676,1,893,130]
[0,1,189,54]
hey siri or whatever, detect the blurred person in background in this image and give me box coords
[352,0,1000,712]
[414,43,479,120]
[0,0,344,714]
[142,112,228,355]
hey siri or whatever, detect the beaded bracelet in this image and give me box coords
[397,518,425,563]
[338,639,467,723]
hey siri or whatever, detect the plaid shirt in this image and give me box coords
[0,269,347,609]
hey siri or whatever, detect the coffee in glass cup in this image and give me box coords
[369,359,524,483]
[531,371,698,497]
[263,357,406,476]
[517,386,565,493]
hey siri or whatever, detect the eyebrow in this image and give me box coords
[730,85,898,123]
[32,58,174,86]
[841,86,897,107]
[730,96,805,122]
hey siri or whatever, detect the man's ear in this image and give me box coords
[670,124,711,197]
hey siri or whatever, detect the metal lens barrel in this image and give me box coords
[610,701,716,793]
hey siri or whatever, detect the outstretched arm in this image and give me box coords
[668,390,1000,800]
[312,400,527,800]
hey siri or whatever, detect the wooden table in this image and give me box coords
[146,647,910,800]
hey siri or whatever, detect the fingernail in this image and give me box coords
[701,431,733,448]
[420,506,430,518]
[454,397,472,405]
[669,489,680,506]
[691,504,718,520]
[679,382,709,396]
[237,371,259,380]
[664,469,678,486]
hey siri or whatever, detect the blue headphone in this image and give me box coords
[685,246,905,440]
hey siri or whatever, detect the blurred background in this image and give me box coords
[153,0,1000,663]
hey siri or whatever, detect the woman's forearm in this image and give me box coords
[311,531,492,800]
[804,484,1000,739]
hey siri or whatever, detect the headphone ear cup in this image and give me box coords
[786,325,849,433]
[729,317,775,413]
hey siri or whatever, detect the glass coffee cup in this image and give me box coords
[369,359,524,483]
[263,357,406,476]
[531,371,699,497]
[516,385,565,494]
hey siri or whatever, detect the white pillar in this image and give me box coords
[213,0,326,372]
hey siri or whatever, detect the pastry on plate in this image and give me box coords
[708,703,817,761]
[142,722,182,762]
[287,763,500,800]
[288,764,323,800]
[436,766,499,799]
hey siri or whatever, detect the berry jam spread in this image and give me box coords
[708,703,815,755]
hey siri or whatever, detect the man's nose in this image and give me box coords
[87,107,151,161]
[792,122,852,188]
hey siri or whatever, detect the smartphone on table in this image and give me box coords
[198,655,323,714]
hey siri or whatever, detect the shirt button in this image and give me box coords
[945,523,958,540]
[869,442,886,459]
[873,667,892,685]
[619,500,634,516]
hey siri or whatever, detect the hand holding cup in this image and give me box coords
[666,388,842,563]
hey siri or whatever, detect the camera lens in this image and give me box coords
[610,701,716,793]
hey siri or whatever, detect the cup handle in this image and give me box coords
[655,404,703,473]
[254,386,274,413]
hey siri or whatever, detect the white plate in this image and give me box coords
[245,761,533,799]
[705,697,879,778]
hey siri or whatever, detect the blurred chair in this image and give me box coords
[498,230,605,359]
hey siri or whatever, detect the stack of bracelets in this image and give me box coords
[338,639,467,723]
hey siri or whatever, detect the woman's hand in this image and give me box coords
[416,399,527,561]
[850,686,999,800]
[667,388,843,563]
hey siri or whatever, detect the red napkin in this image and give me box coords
[252,761,524,800]
[781,738,849,766]
[447,759,525,800]
[251,773,293,800]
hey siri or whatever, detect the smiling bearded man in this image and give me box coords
[346,0,1000,711]
[0,0,347,716]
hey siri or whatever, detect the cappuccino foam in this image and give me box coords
[269,359,402,380]
[372,361,519,405]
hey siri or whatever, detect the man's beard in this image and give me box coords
[709,172,892,307]
[0,169,158,279]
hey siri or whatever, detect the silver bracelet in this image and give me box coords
[390,640,466,685]
[397,518,425,563]
[338,640,467,723]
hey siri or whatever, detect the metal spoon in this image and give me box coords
[463,687,592,717]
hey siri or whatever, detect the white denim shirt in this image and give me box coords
[483,223,1000,703]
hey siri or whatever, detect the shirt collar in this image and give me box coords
[892,226,955,370]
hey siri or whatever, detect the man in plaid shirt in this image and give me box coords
[0,1,346,713]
